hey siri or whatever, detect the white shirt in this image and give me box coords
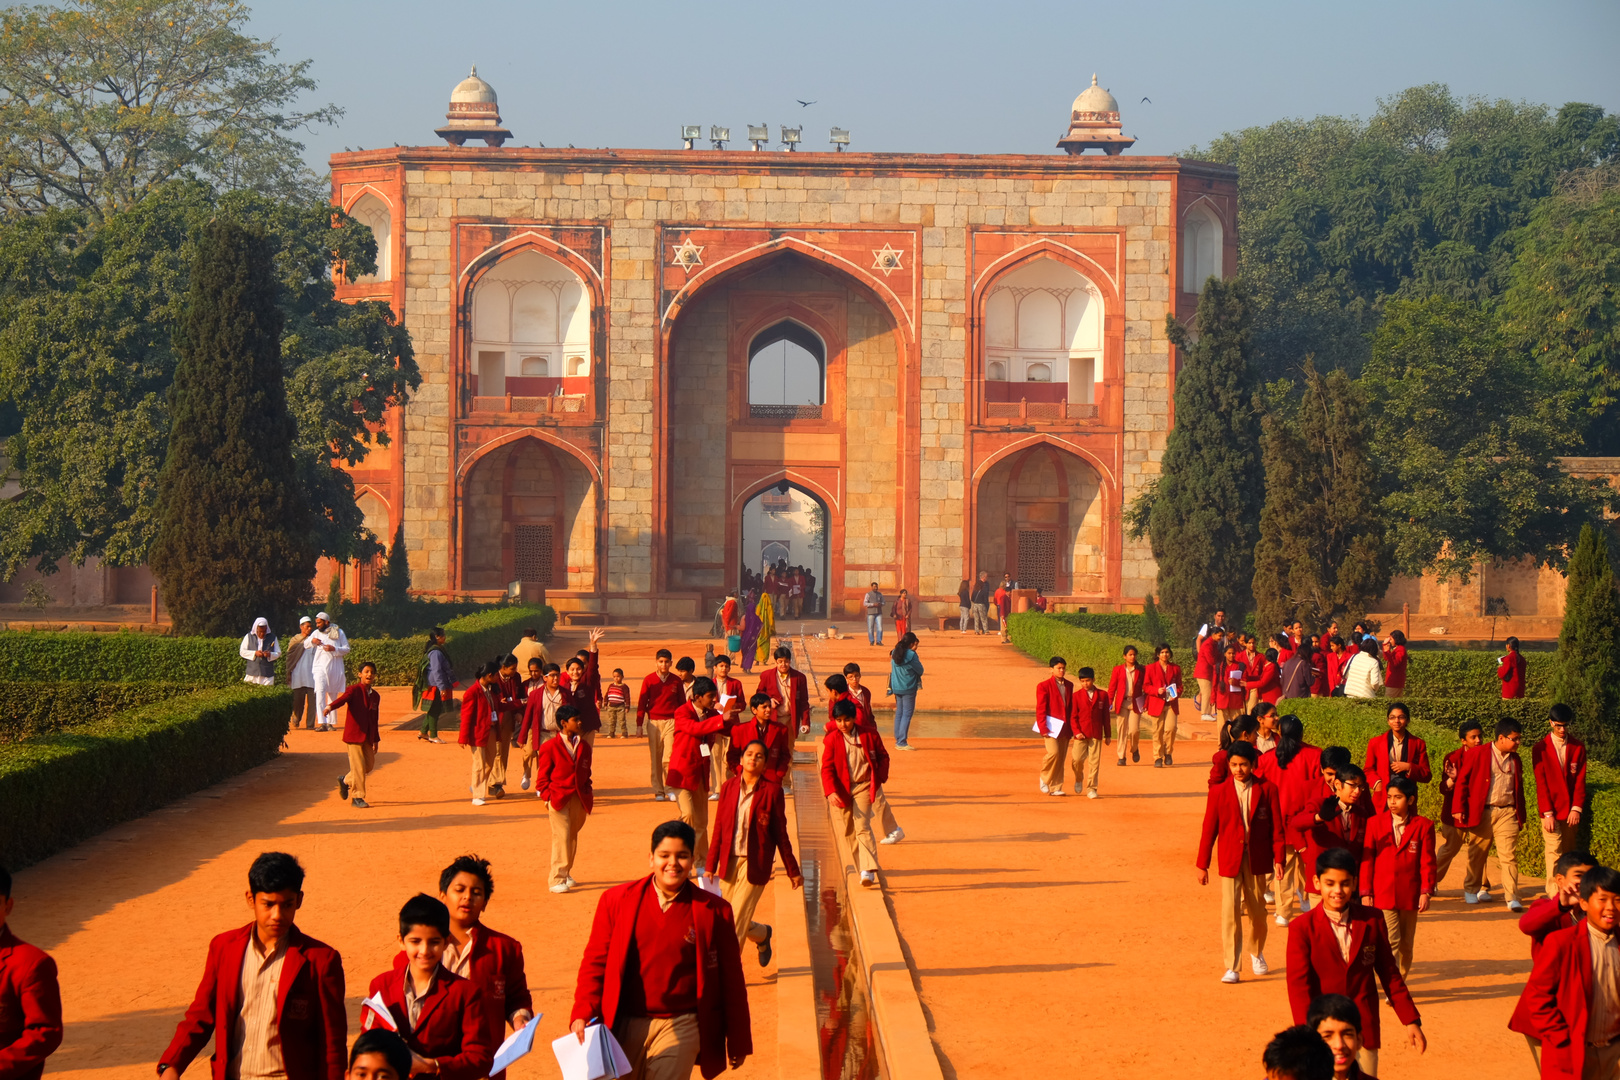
[308,626,350,685]
[1341,652,1386,699]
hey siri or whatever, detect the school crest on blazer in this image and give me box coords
[1360,943,1376,967]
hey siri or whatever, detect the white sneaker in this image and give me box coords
[549,883,570,893]
[520,776,530,791]
[1274,914,1290,927]
[653,793,665,801]
[566,876,577,887]
[1050,788,1067,797]
[1085,789,1098,800]
[471,798,486,806]
[708,793,719,802]
[1221,969,1240,984]
[859,870,877,887]
[1463,890,1480,904]
[535,790,545,798]
[1509,899,1526,913]
[1263,891,1275,903]
[1251,954,1269,975]
[880,828,904,845]
[1039,781,1049,794]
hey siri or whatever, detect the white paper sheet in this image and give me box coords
[360,991,397,1031]
[1032,714,1065,738]
[492,1015,540,1074]
[553,1022,634,1080]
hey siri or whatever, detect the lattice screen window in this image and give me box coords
[1017,529,1057,592]
[514,524,554,586]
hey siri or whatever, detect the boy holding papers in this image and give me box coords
[365,894,492,1080]
[436,856,533,1078]
[1035,656,1077,795]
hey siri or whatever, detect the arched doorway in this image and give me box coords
[975,444,1105,596]
[461,437,597,591]
[740,482,828,619]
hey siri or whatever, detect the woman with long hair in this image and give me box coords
[887,632,924,750]
[1341,636,1386,699]
[1261,715,1321,926]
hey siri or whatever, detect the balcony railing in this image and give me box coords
[749,403,823,421]
[471,394,587,415]
[984,399,1098,421]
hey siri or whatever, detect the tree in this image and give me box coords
[1365,296,1612,580]
[376,522,411,608]
[1136,278,1264,642]
[0,0,340,220]
[149,218,316,635]
[1549,524,1620,758]
[1252,361,1392,632]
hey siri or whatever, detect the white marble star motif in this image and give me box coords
[670,238,704,274]
[871,243,904,276]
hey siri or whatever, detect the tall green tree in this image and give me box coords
[1550,524,1620,758]
[0,0,340,220]
[1365,296,1611,580]
[1252,361,1392,632]
[150,218,315,634]
[1135,278,1264,642]
[376,522,411,608]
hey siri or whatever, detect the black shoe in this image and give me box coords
[1131,749,1140,763]
[1166,753,1174,766]
[337,776,349,800]
[758,925,774,967]
[1153,759,1163,769]
[492,785,506,800]
[352,797,370,808]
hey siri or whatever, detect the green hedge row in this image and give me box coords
[1047,611,1159,642]
[0,605,555,687]
[0,686,290,868]
[0,682,201,742]
[1008,612,1150,680]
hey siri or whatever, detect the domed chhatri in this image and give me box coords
[1058,74,1135,156]
[435,65,513,147]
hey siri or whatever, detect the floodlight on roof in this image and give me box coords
[681,124,702,149]
[830,127,850,151]
[710,125,730,150]
[747,123,769,151]
[780,125,801,151]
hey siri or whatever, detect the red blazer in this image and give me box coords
[1292,797,1373,893]
[327,684,380,745]
[705,777,802,884]
[1213,660,1247,710]
[726,717,793,783]
[636,671,685,721]
[1286,903,1420,1051]
[1382,643,1408,690]
[714,675,745,724]
[1244,660,1281,704]
[1144,661,1183,717]
[1454,743,1527,828]
[1034,676,1076,736]
[366,958,491,1080]
[1533,736,1588,819]
[755,668,811,729]
[821,726,890,802]
[517,684,565,750]
[561,652,602,732]
[160,924,346,1080]
[494,674,524,719]
[458,685,496,748]
[571,876,751,1080]
[666,702,728,792]
[1195,776,1284,878]
[1259,745,1324,849]
[1358,813,1436,910]
[823,689,875,734]
[455,924,532,1080]
[1519,897,1580,963]
[1499,651,1528,698]
[1325,650,1349,694]
[0,927,61,1080]
[1363,733,1432,793]
[536,733,594,812]
[1513,920,1605,1078]
[1071,687,1110,740]
[1437,745,1467,823]
[1194,636,1219,679]
[1106,664,1147,715]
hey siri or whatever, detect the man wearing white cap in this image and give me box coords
[286,616,317,729]
[308,611,351,732]
[239,618,281,686]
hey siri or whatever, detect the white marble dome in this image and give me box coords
[1071,74,1119,119]
[451,66,498,106]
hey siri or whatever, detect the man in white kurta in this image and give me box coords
[308,611,350,732]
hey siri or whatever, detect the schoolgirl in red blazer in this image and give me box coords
[1212,643,1247,719]
[728,694,793,782]
[1107,649,1147,716]
[1381,632,1409,694]
[1245,649,1281,708]
[366,901,492,1080]
[1498,638,1528,699]
[561,629,605,737]
[0,878,62,1080]
[1363,704,1432,795]
[1144,645,1183,717]
[821,718,891,804]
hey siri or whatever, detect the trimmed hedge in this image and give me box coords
[0,682,201,742]
[1403,649,1550,701]
[1047,612,1161,643]
[0,686,290,868]
[1008,612,1152,680]
[0,605,555,687]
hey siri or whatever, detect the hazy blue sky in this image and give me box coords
[249,0,1619,168]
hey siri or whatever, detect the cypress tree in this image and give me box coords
[1252,361,1392,633]
[377,522,412,608]
[150,219,316,636]
[1147,278,1265,642]
[1550,524,1620,759]
[1140,593,1170,649]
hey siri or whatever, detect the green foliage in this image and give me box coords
[150,218,316,635]
[1366,296,1612,579]
[0,685,289,868]
[1140,595,1171,650]
[1190,85,1619,380]
[1145,278,1264,641]
[0,0,340,220]
[1551,525,1620,758]
[1253,362,1391,630]
[376,524,412,609]
[0,681,198,741]
[1401,648,1551,700]
[1008,612,1153,681]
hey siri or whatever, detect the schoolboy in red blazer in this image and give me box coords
[1498,637,1528,699]
[327,661,381,809]
[458,663,501,806]
[1195,742,1284,983]
[666,680,729,870]
[729,694,793,783]
[822,701,890,886]
[1208,714,1260,786]
[756,648,811,733]
[1287,848,1425,1075]
[1512,866,1620,1080]
[706,743,803,961]
[1363,703,1431,796]
[1034,657,1077,796]
[537,708,595,892]
[638,650,685,800]
[1453,718,1528,909]
[1433,720,1484,890]
[0,865,62,1080]
[1521,852,1598,969]
[709,653,745,791]
[160,853,346,1080]
[1292,763,1373,895]
[570,822,751,1080]
[1534,704,1588,897]
[437,856,533,1080]
[366,895,492,1080]
[1357,776,1435,978]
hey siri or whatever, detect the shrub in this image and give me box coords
[1008,612,1150,679]
[1048,612,1154,641]
[0,682,201,742]
[0,686,289,868]
[1550,524,1620,761]
[1404,649,1550,700]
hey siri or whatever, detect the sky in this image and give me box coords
[248,0,1620,168]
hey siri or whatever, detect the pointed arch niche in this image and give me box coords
[348,192,393,283]
[982,258,1104,421]
[974,443,1105,596]
[468,249,592,412]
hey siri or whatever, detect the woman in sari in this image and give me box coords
[739,590,763,674]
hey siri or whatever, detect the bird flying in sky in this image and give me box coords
[797,99,816,107]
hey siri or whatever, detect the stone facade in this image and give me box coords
[329,141,1238,618]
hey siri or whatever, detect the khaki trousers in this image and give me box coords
[1196,677,1214,717]
[1220,853,1268,971]
[1039,734,1072,789]
[674,786,710,870]
[1276,848,1306,921]
[1359,1049,1378,1077]
[1544,819,1578,896]
[832,791,880,873]
[583,729,597,749]
[612,1013,700,1080]
[1115,711,1142,761]
[468,741,495,801]
[1463,808,1521,901]
[1435,821,1466,884]
[520,733,546,787]
[1153,710,1177,762]
[710,733,731,791]
[1583,1040,1620,1080]
[1069,737,1103,794]
[344,742,376,800]
[721,854,769,947]
[1383,907,1419,978]
[548,794,587,886]
[873,787,900,837]
[604,704,629,737]
[648,719,675,795]
[490,716,514,788]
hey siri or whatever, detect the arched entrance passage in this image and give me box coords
[739,481,828,619]
[974,443,1105,596]
[461,436,597,591]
